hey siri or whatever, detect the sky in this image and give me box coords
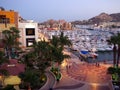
[0,0,120,22]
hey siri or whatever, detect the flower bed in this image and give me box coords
[50,67,61,81]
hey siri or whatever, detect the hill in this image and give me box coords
[71,12,120,25]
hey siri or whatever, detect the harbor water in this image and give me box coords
[88,51,113,63]
[72,50,113,63]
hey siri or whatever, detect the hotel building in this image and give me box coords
[0,8,19,50]
[18,20,39,48]
[0,8,18,30]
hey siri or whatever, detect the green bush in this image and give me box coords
[108,67,120,82]
[19,70,47,89]
[112,73,119,81]
[50,67,61,81]
[107,67,116,74]
[2,85,15,90]
[116,67,120,75]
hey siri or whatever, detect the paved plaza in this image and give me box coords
[53,52,112,90]
[40,51,113,90]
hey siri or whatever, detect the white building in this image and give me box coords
[18,20,38,48]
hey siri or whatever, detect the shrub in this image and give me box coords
[107,67,116,74]
[50,67,61,81]
[2,85,15,90]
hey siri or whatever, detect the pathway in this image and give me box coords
[53,51,112,90]
[40,70,56,90]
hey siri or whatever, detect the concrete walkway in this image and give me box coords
[40,70,56,90]
[53,51,112,90]
[40,50,113,90]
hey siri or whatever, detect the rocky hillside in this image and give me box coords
[71,12,120,25]
[88,13,113,24]
[110,13,120,22]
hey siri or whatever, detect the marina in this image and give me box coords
[1,1,120,90]
[39,28,118,63]
[39,28,115,53]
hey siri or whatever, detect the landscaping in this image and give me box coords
[0,29,72,90]
[107,66,120,88]
[51,67,62,81]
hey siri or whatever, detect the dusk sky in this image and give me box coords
[0,0,120,22]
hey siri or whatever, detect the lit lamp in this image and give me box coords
[61,59,67,69]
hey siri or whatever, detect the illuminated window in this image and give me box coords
[26,38,35,47]
[26,28,35,35]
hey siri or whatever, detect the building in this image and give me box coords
[18,20,38,48]
[0,8,19,40]
[0,8,19,30]
[99,22,120,28]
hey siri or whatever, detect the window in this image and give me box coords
[26,38,35,47]
[26,28,35,35]
[0,17,10,24]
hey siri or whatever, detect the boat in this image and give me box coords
[88,52,98,58]
[79,49,98,58]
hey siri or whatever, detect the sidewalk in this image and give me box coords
[40,50,112,90]
[40,69,56,90]
[53,51,111,90]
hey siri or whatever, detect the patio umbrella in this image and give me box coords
[4,76,21,85]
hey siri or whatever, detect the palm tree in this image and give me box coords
[50,35,60,48]
[0,51,9,65]
[50,33,71,81]
[116,33,120,67]
[22,40,51,72]
[59,31,72,49]
[19,40,51,89]
[32,40,51,63]
[22,52,35,69]
[50,32,71,64]
[107,34,118,66]
[0,51,9,86]
[19,69,41,90]
[2,27,20,59]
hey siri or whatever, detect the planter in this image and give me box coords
[50,67,62,81]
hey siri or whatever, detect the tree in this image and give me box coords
[21,40,51,73]
[59,31,72,49]
[49,32,71,81]
[0,51,9,86]
[19,69,41,90]
[50,32,72,65]
[0,51,9,65]
[107,34,118,66]
[50,36,60,48]
[116,33,120,67]
[22,52,35,69]
[32,40,51,68]
[2,27,21,59]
